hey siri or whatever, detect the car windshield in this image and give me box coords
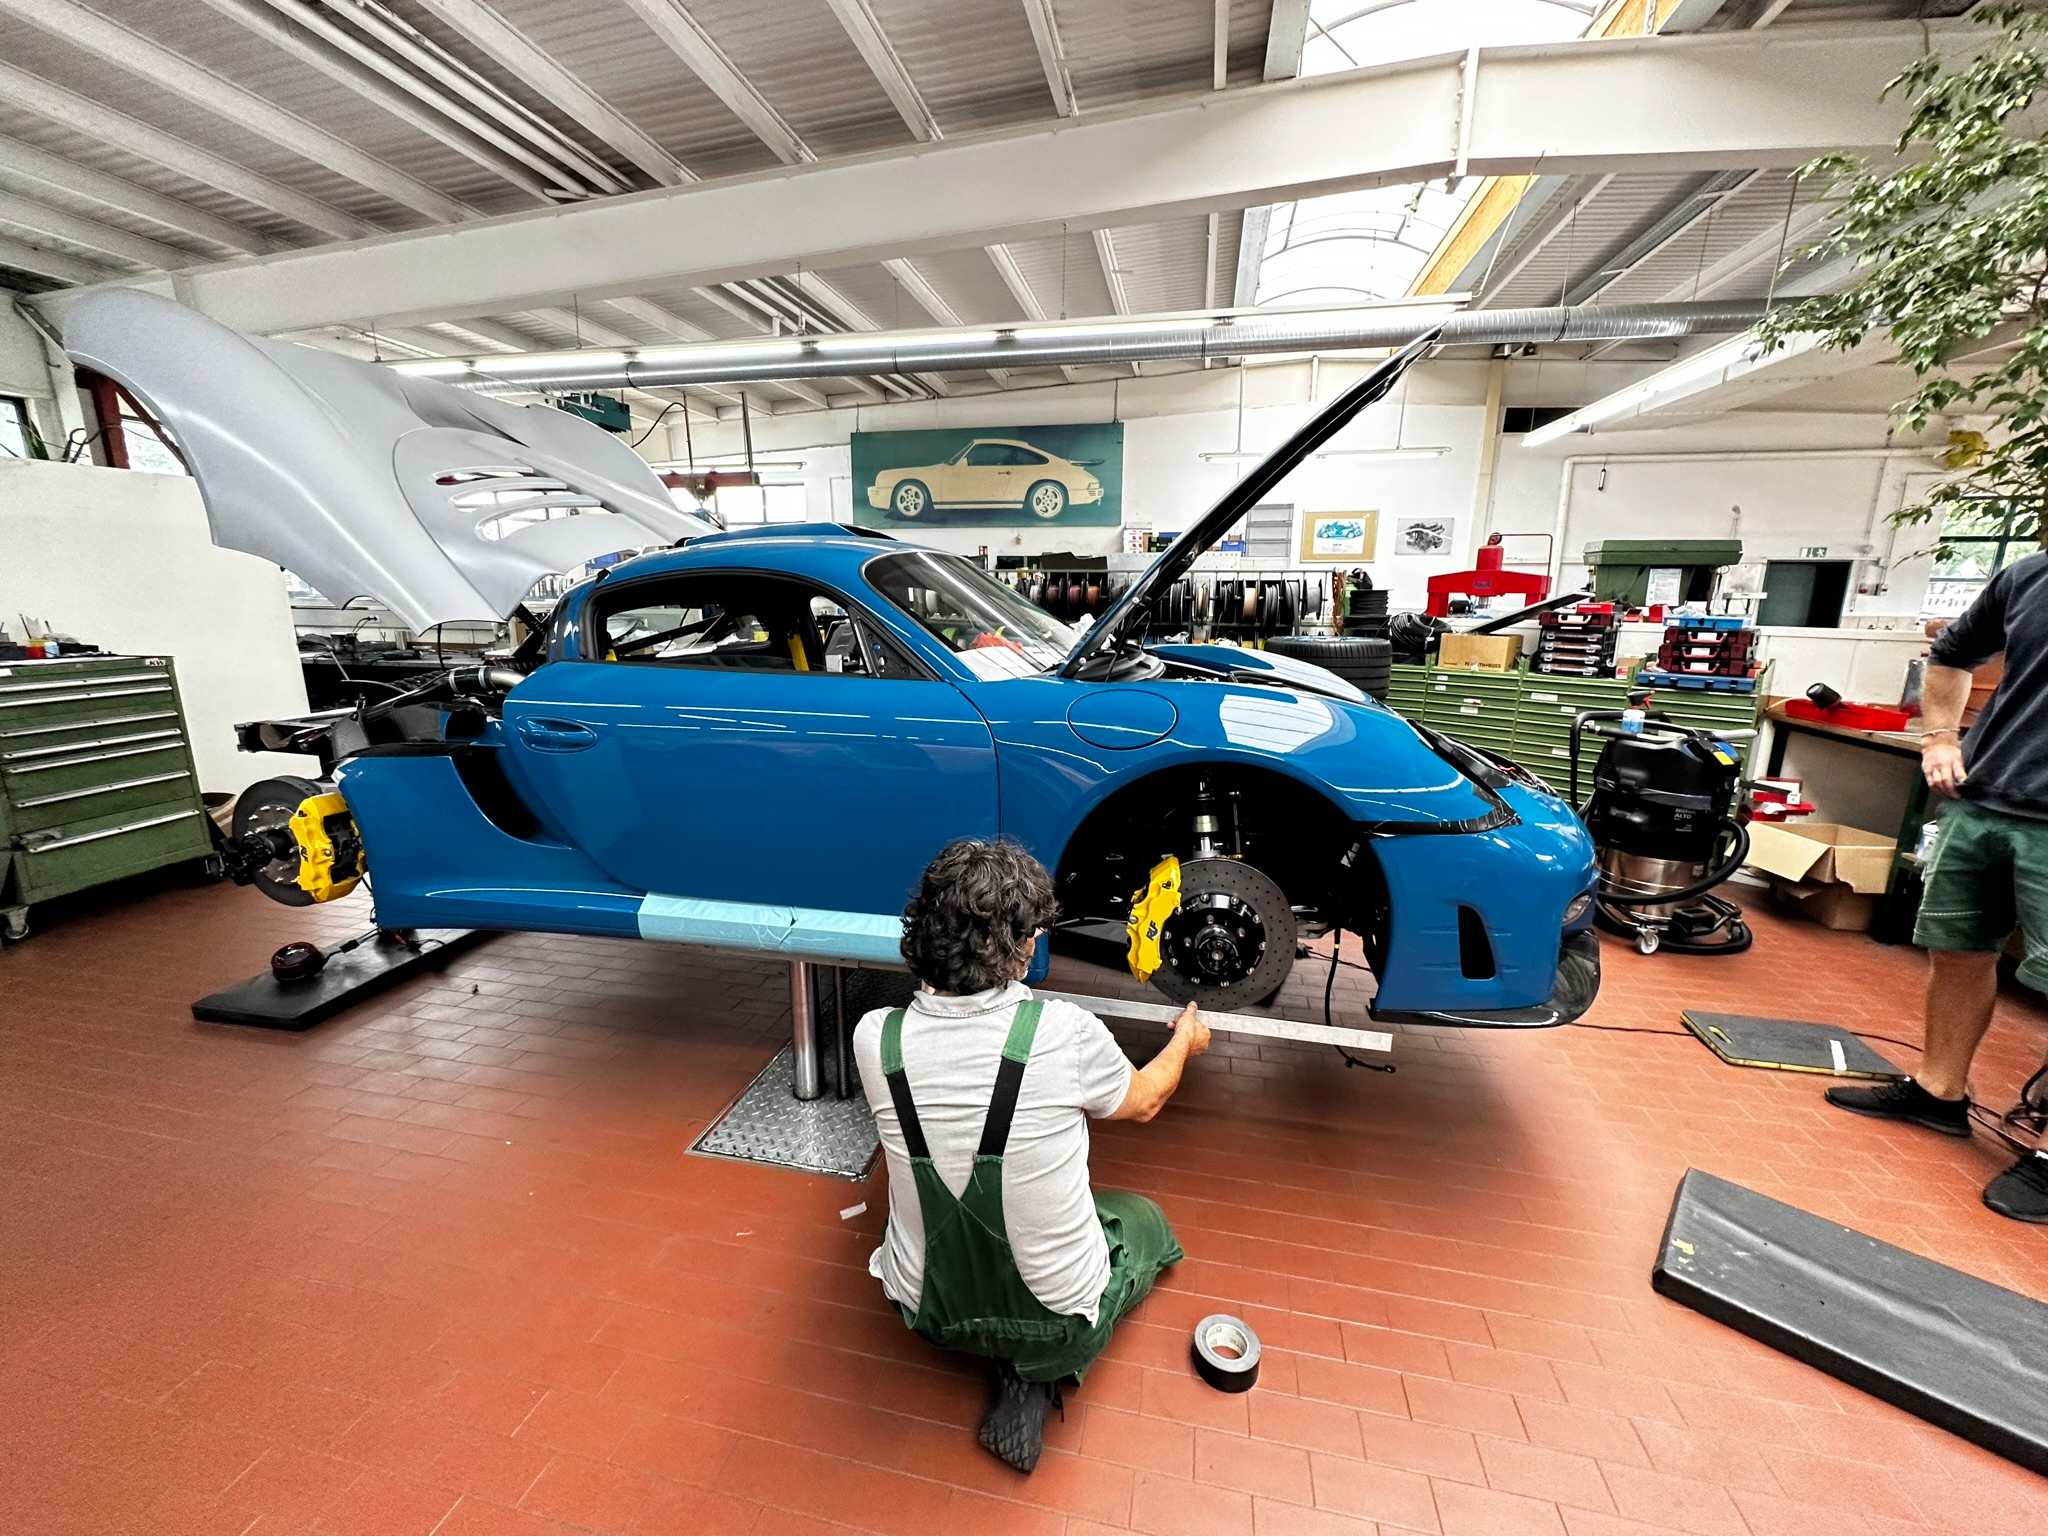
[866,549,1078,677]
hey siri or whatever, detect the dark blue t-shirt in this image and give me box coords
[1930,552,2048,820]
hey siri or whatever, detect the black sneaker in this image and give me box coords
[978,1364,1060,1473]
[1983,1151,2048,1223]
[1824,1077,1971,1137]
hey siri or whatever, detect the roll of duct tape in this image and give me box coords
[1191,1314,1261,1393]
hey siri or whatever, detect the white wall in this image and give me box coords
[0,459,315,793]
[0,289,84,457]
[649,355,1952,620]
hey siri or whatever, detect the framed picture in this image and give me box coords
[1394,517,1454,555]
[851,423,1123,528]
[1298,510,1379,562]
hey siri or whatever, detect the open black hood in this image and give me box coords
[1061,328,1441,679]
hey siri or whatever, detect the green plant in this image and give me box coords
[1758,1,2048,544]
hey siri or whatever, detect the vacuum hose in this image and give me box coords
[1597,816,1751,909]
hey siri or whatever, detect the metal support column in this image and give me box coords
[789,960,822,1101]
[833,966,851,1100]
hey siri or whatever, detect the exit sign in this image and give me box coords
[1800,546,1828,558]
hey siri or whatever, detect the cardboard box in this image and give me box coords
[1744,821,1897,895]
[1766,877,1879,932]
[1438,633,1523,672]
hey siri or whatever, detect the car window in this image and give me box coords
[866,549,1079,676]
[1007,446,1048,466]
[594,573,888,676]
[964,443,1011,467]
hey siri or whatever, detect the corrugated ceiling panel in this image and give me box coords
[679,0,914,158]
[895,248,1025,324]
[0,12,432,232]
[480,0,786,179]
[861,0,1058,135]
[0,167,217,261]
[1484,172,1700,309]
[1001,230,1115,320]
[1102,216,1213,314]
[1598,171,1823,305]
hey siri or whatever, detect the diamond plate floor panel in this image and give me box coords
[691,1044,877,1180]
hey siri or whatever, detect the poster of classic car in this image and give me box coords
[853,423,1123,527]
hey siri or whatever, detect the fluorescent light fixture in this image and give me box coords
[1200,445,1450,462]
[1521,330,1821,448]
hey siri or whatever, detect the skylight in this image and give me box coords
[1252,0,1598,309]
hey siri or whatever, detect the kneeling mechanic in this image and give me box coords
[855,839,1209,1471]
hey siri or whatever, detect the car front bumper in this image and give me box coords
[865,485,893,509]
[1368,930,1601,1030]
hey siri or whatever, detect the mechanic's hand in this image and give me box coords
[1923,740,1968,797]
[1172,1002,1211,1058]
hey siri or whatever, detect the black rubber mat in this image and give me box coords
[192,928,487,1029]
[1652,1169,2048,1475]
[1679,1011,1901,1079]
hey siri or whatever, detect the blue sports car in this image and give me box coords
[66,296,1598,1026]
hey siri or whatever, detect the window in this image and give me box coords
[592,573,911,677]
[866,549,1078,676]
[118,411,187,475]
[964,443,1012,467]
[1926,498,2040,616]
[0,396,37,460]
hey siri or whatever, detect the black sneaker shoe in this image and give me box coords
[1983,1151,2048,1223]
[1824,1077,1971,1137]
[978,1364,1059,1473]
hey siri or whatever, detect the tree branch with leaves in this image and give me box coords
[1758,2,2048,540]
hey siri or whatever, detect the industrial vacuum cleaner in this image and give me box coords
[1569,698,1753,956]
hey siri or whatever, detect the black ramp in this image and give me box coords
[1679,1011,1901,1079]
[1652,1170,2048,1475]
[192,928,488,1030]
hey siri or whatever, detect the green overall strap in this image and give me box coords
[977,1000,1043,1156]
[878,1008,928,1159]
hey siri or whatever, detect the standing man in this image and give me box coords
[1826,552,2048,1221]
[855,839,1209,1472]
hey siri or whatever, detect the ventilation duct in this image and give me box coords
[387,300,1771,392]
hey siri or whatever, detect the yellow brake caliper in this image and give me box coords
[288,791,364,902]
[1126,855,1182,983]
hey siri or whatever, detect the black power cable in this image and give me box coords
[1322,926,1393,1073]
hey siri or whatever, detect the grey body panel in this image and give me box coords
[63,289,714,631]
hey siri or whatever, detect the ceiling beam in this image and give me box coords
[0,0,473,224]
[1563,169,1754,304]
[411,0,692,184]
[1020,0,1079,117]
[823,0,940,142]
[195,0,555,204]
[0,132,266,255]
[0,188,198,271]
[54,23,1940,333]
[616,0,813,164]
[1093,228,1131,314]
[0,230,112,286]
[0,58,373,241]
[1231,0,1314,310]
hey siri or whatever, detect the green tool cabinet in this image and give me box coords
[1387,661,1763,791]
[0,654,215,939]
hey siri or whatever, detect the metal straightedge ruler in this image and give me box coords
[1033,989,1391,1054]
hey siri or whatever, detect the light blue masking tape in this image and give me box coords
[637,894,903,965]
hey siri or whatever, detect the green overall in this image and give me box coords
[880,1001,1184,1384]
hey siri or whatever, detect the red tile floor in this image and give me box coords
[3,872,2046,1536]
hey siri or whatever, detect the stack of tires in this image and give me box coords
[1345,578,1391,641]
[1265,634,1393,701]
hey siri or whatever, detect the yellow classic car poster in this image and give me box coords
[852,423,1123,527]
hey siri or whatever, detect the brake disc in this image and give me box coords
[230,774,326,907]
[1149,857,1298,1007]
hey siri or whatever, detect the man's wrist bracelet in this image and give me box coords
[1922,727,1960,742]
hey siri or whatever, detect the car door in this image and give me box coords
[501,569,998,916]
[952,442,1018,507]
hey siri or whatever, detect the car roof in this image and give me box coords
[595,523,921,589]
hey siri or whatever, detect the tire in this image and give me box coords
[1149,858,1299,1009]
[1024,479,1068,520]
[890,479,931,519]
[1267,635,1392,683]
[232,774,327,907]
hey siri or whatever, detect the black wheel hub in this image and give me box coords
[1164,894,1268,986]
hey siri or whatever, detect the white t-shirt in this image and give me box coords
[856,981,1135,1323]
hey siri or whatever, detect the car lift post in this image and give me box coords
[790,961,822,1100]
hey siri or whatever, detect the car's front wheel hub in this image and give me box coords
[1169,895,1266,984]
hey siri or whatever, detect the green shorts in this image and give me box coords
[1914,797,2048,989]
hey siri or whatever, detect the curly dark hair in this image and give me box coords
[901,839,1059,994]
